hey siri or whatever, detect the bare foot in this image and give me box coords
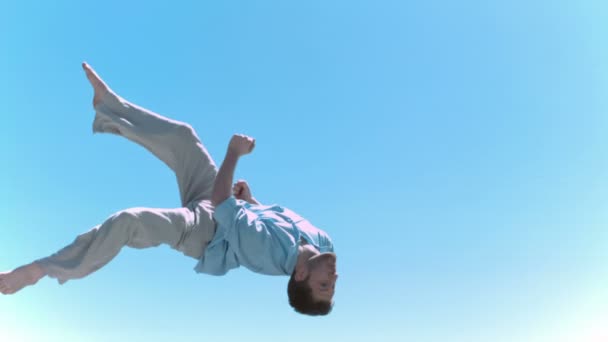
[0,262,47,295]
[82,62,112,107]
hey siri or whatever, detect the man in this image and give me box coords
[0,63,338,315]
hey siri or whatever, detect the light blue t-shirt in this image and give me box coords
[195,196,334,276]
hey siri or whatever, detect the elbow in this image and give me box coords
[211,194,228,207]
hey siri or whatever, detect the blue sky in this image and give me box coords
[1,1,608,341]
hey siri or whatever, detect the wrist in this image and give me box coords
[226,148,241,159]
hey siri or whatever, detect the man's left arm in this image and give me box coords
[233,179,262,205]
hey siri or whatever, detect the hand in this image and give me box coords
[232,179,253,201]
[228,134,255,157]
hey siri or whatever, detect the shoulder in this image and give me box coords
[213,196,251,225]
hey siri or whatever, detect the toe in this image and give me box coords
[83,65,98,83]
[82,64,106,88]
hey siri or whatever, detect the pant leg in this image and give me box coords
[35,205,215,285]
[92,91,218,206]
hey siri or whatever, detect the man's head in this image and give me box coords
[288,252,338,315]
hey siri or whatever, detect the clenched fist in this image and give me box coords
[233,179,253,201]
[228,134,255,157]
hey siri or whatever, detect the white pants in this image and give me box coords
[36,90,218,284]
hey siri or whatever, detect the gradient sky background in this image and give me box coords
[1,1,608,341]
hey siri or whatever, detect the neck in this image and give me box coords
[296,244,318,270]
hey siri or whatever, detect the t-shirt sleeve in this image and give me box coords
[196,196,243,276]
[326,237,335,252]
[213,196,241,227]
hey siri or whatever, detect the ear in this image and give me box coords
[294,266,308,282]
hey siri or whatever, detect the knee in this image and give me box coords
[175,123,200,142]
[105,209,144,242]
[176,123,194,136]
[110,209,139,226]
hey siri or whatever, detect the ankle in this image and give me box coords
[28,262,47,282]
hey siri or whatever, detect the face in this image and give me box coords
[306,252,338,303]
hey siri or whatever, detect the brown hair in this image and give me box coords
[287,271,333,316]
